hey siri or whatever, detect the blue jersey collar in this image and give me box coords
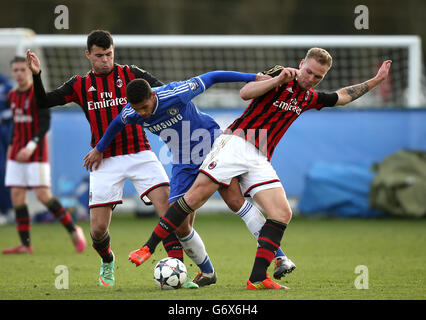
[151,94,159,116]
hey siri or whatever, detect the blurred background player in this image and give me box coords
[131,48,392,290]
[2,56,86,254]
[26,30,185,287]
[0,73,14,224]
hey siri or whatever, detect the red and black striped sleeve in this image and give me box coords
[129,65,164,87]
[33,72,79,109]
[310,91,338,110]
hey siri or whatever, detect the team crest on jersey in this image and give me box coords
[116,78,123,88]
[304,91,310,101]
[208,161,217,170]
[24,98,30,110]
[167,107,179,117]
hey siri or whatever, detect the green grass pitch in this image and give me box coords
[0,213,425,300]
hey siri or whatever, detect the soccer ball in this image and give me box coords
[153,257,187,290]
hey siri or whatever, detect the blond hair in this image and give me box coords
[305,48,332,68]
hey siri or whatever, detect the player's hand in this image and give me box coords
[83,148,103,172]
[375,60,392,83]
[276,68,300,86]
[255,73,272,81]
[16,148,33,162]
[26,49,41,75]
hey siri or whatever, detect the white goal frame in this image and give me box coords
[1,31,423,107]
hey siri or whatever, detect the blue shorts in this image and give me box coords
[169,163,201,203]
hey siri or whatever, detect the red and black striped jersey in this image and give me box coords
[33,64,164,159]
[225,65,338,160]
[8,86,49,163]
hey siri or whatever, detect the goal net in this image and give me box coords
[1,32,423,108]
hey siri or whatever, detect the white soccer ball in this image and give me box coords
[153,257,187,290]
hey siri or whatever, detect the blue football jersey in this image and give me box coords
[119,76,221,165]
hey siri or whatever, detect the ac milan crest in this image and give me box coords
[208,161,217,170]
[116,78,123,88]
[304,91,310,101]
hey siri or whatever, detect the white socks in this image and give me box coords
[236,200,266,238]
[178,229,214,274]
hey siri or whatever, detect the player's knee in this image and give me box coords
[280,206,293,224]
[91,216,109,235]
[286,207,293,223]
[269,205,292,225]
[91,225,109,240]
[35,189,52,204]
[225,196,245,212]
[11,188,26,206]
[90,215,109,239]
[185,180,217,209]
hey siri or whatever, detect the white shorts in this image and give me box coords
[5,160,51,188]
[199,134,282,197]
[89,150,169,208]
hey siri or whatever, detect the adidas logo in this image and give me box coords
[286,87,293,93]
[88,86,96,92]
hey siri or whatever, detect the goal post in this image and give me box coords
[0,32,423,107]
[0,28,36,77]
[19,34,425,108]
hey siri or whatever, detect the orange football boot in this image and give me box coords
[128,246,151,266]
[246,274,289,290]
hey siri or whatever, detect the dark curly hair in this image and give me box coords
[87,30,113,52]
[126,79,153,104]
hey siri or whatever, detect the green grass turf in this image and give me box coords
[0,213,425,300]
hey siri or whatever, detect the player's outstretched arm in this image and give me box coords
[198,71,257,90]
[335,60,392,106]
[26,49,40,75]
[83,113,126,171]
[240,68,299,100]
[27,49,75,109]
